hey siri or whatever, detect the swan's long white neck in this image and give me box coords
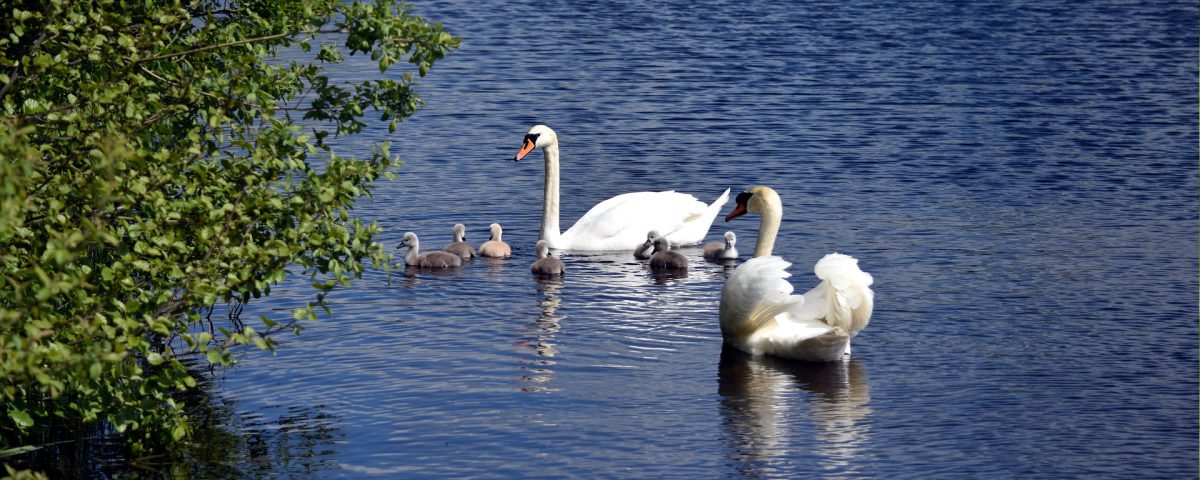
[754,200,782,258]
[540,143,562,244]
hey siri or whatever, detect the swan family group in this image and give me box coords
[397,125,875,363]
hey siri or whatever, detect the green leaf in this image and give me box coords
[0,0,457,454]
[9,409,34,428]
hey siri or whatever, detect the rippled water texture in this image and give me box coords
[160,0,1200,477]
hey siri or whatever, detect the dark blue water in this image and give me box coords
[193,0,1197,477]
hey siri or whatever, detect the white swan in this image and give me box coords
[513,125,730,251]
[719,186,874,362]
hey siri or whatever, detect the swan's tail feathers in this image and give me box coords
[813,253,875,336]
[707,187,731,218]
[712,187,731,207]
[670,188,731,245]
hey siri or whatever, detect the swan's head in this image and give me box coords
[513,124,558,162]
[535,239,551,258]
[725,186,781,222]
[489,223,503,240]
[724,231,737,246]
[652,236,671,254]
[452,223,467,241]
[398,232,418,249]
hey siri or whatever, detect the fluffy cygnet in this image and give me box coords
[478,223,512,258]
[648,236,688,272]
[443,223,476,259]
[530,240,565,276]
[703,231,738,261]
[399,232,462,268]
[634,230,660,260]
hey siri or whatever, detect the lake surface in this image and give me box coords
[74,0,1200,477]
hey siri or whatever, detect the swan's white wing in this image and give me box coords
[720,256,799,337]
[560,191,710,250]
[721,255,867,362]
[810,253,875,336]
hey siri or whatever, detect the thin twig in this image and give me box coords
[136,30,304,64]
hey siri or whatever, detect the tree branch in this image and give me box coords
[136,30,307,64]
[0,30,49,103]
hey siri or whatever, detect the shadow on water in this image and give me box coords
[717,344,872,477]
[5,359,343,478]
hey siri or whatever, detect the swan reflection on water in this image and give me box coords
[717,344,872,476]
[515,277,564,392]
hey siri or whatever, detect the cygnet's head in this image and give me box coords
[653,236,672,254]
[643,230,660,246]
[489,223,503,240]
[398,232,418,249]
[513,125,558,161]
[724,231,736,247]
[536,240,551,258]
[452,223,467,241]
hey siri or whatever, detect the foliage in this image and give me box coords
[0,0,457,460]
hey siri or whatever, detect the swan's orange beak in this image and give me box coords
[514,138,536,162]
[724,204,748,222]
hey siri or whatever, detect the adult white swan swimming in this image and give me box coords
[513,125,730,251]
[719,186,875,362]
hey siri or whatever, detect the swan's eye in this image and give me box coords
[525,133,540,144]
[735,191,753,206]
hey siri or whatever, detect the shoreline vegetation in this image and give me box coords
[0,1,457,475]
